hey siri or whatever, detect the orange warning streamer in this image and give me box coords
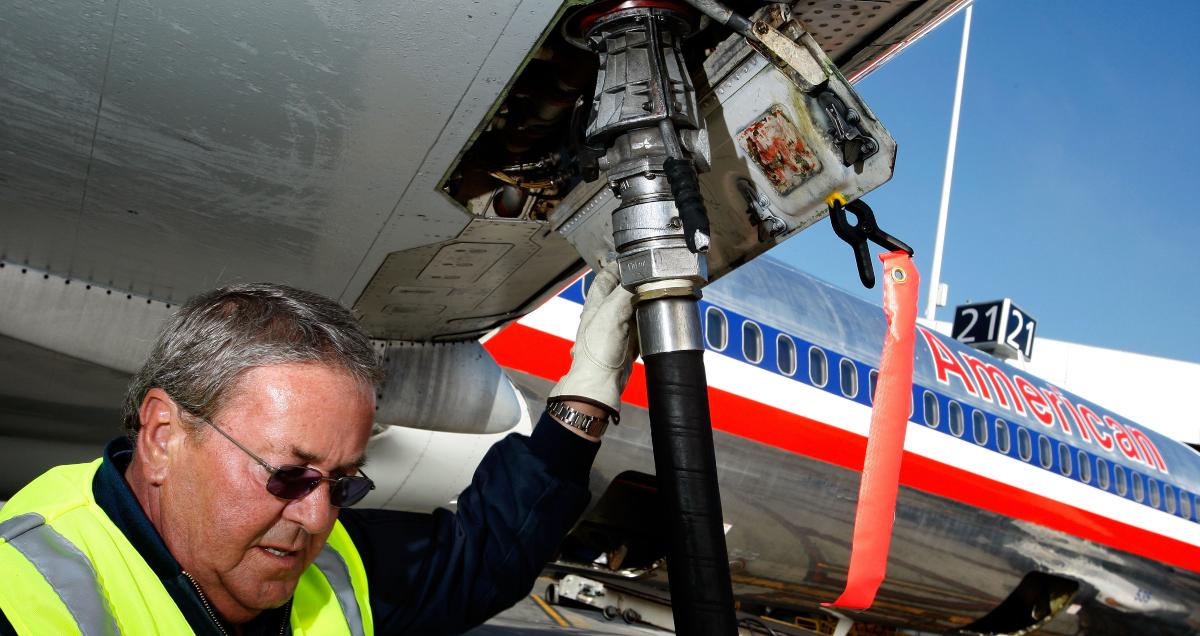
[825,251,920,610]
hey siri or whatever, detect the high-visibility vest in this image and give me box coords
[0,460,374,636]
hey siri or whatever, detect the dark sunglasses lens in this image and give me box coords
[266,465,322,500]
[331,476,374,508]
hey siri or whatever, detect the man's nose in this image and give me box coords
[282,480,338,534]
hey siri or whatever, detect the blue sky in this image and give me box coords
[772,0,1200,363]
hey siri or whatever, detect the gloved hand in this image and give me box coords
[548,264,637,417]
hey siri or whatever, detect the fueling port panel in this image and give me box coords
[551,4,897,282]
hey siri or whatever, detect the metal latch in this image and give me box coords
[736,178,786,242]
[819,91,879,166]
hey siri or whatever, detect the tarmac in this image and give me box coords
[467,577,828,636]
[466,578,669,635]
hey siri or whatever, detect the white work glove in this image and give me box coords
[548,264,637,418]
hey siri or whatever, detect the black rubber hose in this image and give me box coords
[643,349,737,635]
[663,158,711,253]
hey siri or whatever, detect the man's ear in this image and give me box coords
[136,388,185,485]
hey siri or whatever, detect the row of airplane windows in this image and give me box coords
[702,305,1199,523]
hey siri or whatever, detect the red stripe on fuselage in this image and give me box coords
[485,323,1200,573]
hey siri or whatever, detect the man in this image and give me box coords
[0,266,636,635]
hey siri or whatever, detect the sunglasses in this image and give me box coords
[196,416,375,508]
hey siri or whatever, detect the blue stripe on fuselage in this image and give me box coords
[559,275,1200,523]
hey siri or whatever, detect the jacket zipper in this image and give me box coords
[181,570,229,636]
[181,570,292,636]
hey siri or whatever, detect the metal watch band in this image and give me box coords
[546,400,609,438]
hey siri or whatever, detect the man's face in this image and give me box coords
[159,362,374,617]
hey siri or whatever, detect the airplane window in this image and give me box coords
[972,410,988,446]
[1181,492,1193,520]
[1132,472,1145,503]
[742,321,763,363]
[1114,465,1128,496]
[840,359,858,398]
[1078,450,1092,484]
[1164,484,1177,515]
[777,335,797,376]
[705,307,727,351]
[948,401,964,437]
[1038,435,1053,469]
[1148,478,1161,509]
[809,347,828,388]
[922,391,938,428]
[1017,427,1032,461]
[1058,444,1072,477]
[994,419,1011,453]
[1096,458,1110,490]
[868,370,879,402]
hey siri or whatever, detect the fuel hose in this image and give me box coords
[643,347,738,635]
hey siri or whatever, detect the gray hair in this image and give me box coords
[122,282,382,441]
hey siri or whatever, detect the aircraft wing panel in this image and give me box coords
[1,0,558,306]
[1,0,961,345]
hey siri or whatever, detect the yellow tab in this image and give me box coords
[825,192,847,208]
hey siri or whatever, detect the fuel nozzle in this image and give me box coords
[573,0,712,299]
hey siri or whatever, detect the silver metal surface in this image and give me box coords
[0,261,173,374]
[602,129,671,183]
[679,128,712,173]
[554,5,898,291]
[1,0,957,349]
[487,256,1196,634]
[0,0,575,342]
[583,8,701,146]
[617,243,707,290]
[353,218,582,341]
[549,179,620,272]
[611,201,678,250]
[531,370,1197,635]
[736,178,787,241]
[635,296,704,355]
[375,340,524,435]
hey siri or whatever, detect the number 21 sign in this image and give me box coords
[951,299,1037,361]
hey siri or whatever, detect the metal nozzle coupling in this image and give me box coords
[576,1,712,294]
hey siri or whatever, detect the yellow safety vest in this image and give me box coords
[0,460,374,636]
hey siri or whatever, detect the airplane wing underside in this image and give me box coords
[1,0,962,342]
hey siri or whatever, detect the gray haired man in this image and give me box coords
[0,267,636,635]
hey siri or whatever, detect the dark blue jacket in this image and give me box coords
[0,414,597,635]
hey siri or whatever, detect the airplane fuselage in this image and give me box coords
[486,256,1200,635]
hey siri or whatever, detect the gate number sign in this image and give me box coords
[951,299,1036,361]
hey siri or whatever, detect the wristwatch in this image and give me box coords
[546,400,609,438]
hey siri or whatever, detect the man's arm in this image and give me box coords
[339,413,598,634]
[340,264,635,635]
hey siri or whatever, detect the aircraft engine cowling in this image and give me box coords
[373,340,527,435]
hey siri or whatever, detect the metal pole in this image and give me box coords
[925,3,973,321]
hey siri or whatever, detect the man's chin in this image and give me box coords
[238,579,301,610]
